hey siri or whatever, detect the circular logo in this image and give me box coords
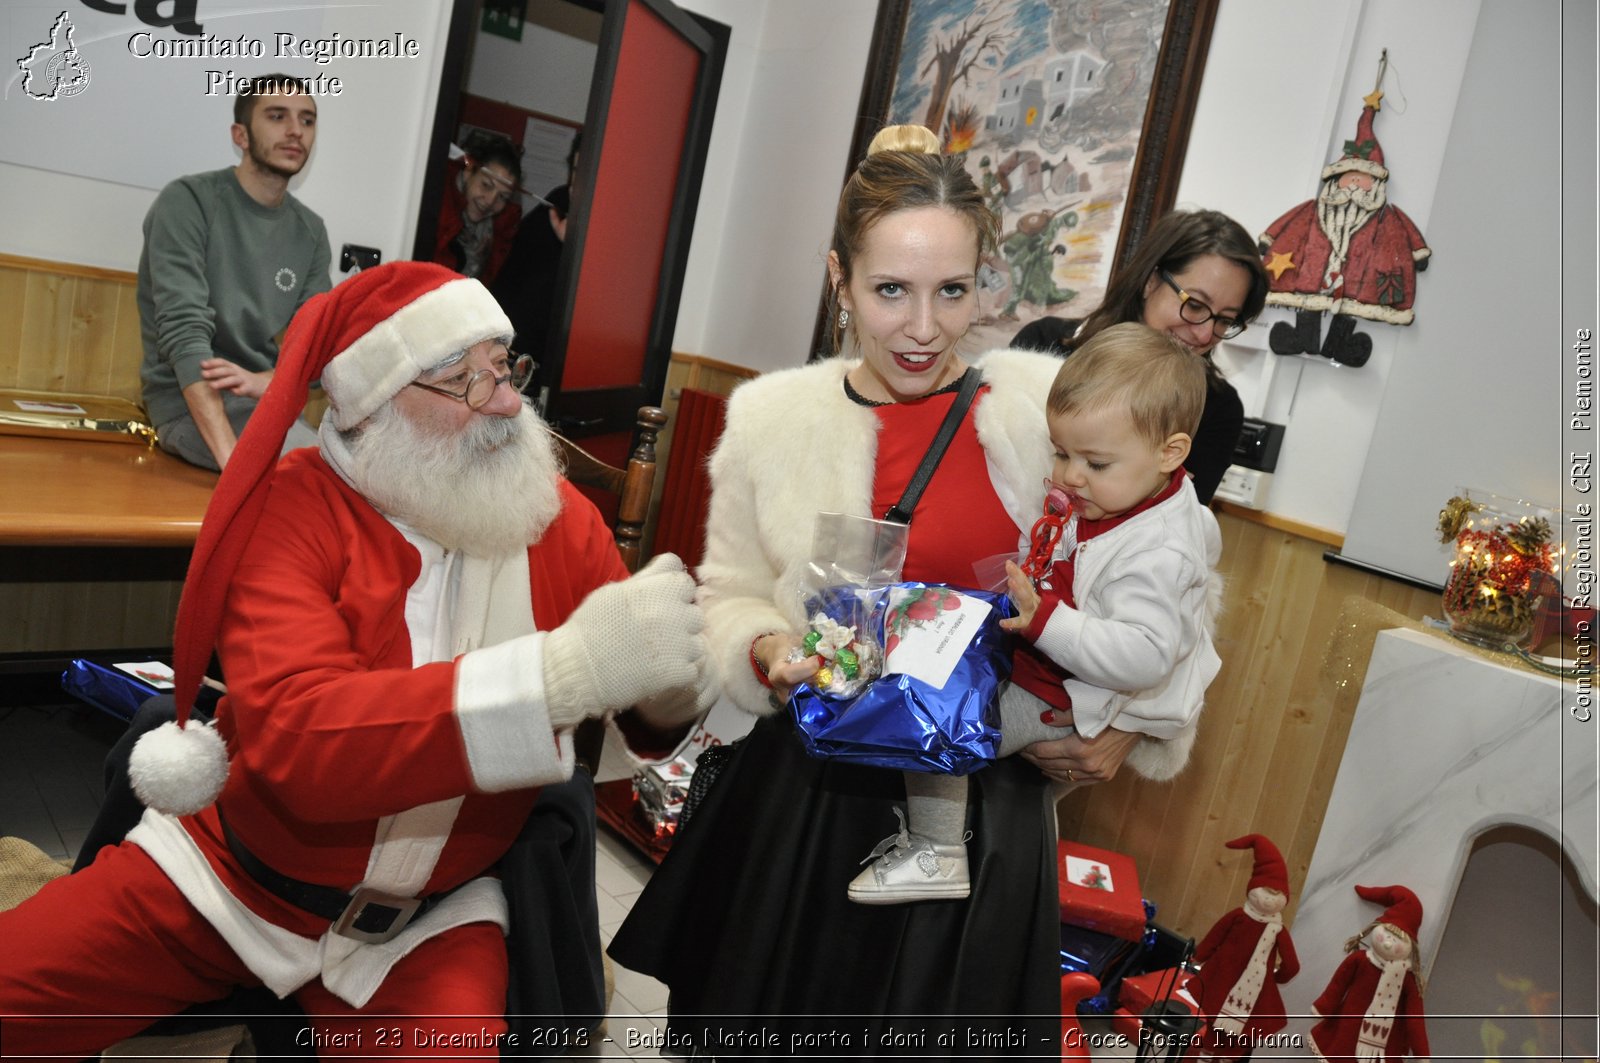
[274,267,298,293]
[45,51,91,99]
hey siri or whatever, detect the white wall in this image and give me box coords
[6,0,1586,558]
[465,20,596,124]
[0,0,456,276]
[668,0,878,370]
[0,0,873,382]
[1341,0,1574,584]
[1178,0,1483,538]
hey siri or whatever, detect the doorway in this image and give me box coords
[413,0,727,460]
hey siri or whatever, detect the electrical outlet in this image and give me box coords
[1214,466,1271,509]
[339,244,382,273]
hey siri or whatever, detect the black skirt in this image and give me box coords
[607,713,1062,1059]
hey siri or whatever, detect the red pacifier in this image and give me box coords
[1021,479,1074,582]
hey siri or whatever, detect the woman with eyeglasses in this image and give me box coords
[1012,209,1269,503]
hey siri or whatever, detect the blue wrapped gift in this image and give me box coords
[61,659,169,721]
[790,583,1012,775]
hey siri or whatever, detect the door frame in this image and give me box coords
[543,0,727,436]
[412,0,727,439]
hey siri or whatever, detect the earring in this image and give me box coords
[837,309,850,329]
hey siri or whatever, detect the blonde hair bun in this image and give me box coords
[866,125,941,157]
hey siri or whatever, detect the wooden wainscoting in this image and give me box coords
[1059,510,1440,939]
[0,254,144,402]
[0,255,185,657]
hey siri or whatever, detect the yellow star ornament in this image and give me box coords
[1363,88,1384,110]
[1266,251,1296,280]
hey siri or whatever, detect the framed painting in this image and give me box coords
[822,0,1219,354]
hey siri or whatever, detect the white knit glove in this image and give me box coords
[543,553,707,728]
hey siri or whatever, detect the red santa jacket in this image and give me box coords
[179,448,627,938]
[1310,949,1430,1062]
[1259,199,1429,325]
[1193,907,1299,1035]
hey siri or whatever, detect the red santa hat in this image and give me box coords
[128,262,512,816]
[1225,834,1289,896]
[1354,883,1424,940]
[1321,105,1389,183]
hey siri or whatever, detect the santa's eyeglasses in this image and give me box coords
[409,352,535,409]
[1157,269,1247,340]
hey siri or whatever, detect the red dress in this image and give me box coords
[1193,906,1300,1054]
[1310,950,1430,1061]
[867,385,1019,580]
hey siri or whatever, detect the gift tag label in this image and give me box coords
[113,660,175,689]
[1064,855,1114,891]
[14,399,89,414]
[882,588,992,690]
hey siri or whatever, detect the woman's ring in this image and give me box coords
[1066,769,1077,782]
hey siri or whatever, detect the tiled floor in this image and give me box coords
[583,829,674,1059]
[0,702,122,865]
[0,702,679,1059]
[2,705,1136,1061]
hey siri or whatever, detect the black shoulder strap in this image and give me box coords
[883,368,983,524]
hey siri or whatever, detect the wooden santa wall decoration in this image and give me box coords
[1258,52,1431,367]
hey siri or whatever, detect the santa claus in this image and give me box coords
[1309,884,1431,1062]
[1192,834,1300,1061]
[0,262,715,1058]
[1258,95,1430,367]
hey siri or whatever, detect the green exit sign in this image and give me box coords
[482,1,526,42]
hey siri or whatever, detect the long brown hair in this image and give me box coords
[1076,209,1269,353]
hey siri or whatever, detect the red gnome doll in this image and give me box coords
[1193,834,1299,1060]
[1310,884,1430,1062]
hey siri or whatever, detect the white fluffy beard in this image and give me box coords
[1316,177,1387,283]
[341,403,564,557]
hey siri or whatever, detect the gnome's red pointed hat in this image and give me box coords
[1322,105,1389,182]
[1226,834,1289,896]
[1355,883,1423,940]
[128,262,511,816]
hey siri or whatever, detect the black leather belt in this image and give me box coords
[221,815,439,944]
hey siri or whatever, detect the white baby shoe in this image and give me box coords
[847,808,970,904]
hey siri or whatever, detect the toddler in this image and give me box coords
[850,322,1223,903]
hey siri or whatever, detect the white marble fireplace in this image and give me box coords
[1284,628,1598,1024]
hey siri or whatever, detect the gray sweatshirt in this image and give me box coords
[137,167,330,427]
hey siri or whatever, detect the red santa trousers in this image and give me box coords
[0,841,508,1060]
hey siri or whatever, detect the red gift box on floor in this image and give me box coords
[1112,967,1208,1057]
[1058,840,1147,941]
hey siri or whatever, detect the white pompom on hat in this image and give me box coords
[130,263,512,815]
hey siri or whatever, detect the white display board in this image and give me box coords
[1339,0,1587,588]
[1,0,438,193]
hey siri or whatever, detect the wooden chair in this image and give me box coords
[549,405,669,774]
[547,406,669,573]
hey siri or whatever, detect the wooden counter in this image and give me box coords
[0,436,214,548]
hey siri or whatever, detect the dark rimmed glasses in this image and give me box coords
[1157,269,1247,340]
[409,352,535,409]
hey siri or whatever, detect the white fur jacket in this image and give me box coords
[697,347,1195,781]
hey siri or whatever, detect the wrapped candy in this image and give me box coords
[790,582,1013,775]
[792,611,881,697]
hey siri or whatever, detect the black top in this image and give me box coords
[1011,316,1243,504]
[490,186,571,391]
